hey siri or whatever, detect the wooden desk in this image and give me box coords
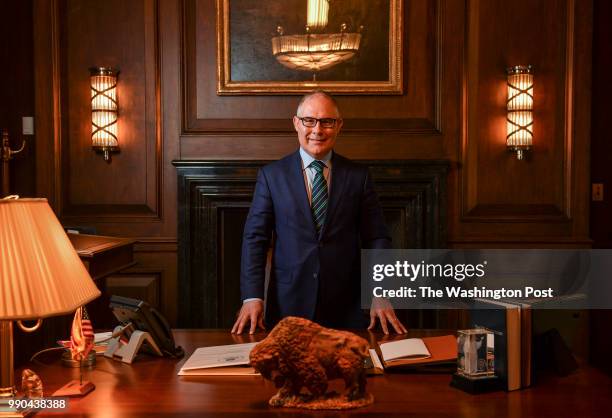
[67,233,135,280]
[29,330,611,417]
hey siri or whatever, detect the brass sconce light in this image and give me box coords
[506,65,533,160]
[90,67,119,162]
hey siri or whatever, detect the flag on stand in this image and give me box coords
[70,306,95,360]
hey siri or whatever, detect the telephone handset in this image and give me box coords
[109,295,184,358]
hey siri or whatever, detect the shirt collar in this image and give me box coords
[299,147,332,169]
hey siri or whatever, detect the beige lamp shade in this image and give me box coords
[0,198,101,320]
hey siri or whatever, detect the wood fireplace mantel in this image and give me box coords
[173,159,449,328]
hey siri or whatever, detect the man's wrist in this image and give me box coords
[243,298,263,304]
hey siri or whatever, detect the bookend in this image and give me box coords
[533,328,578,377]
[104,326,163,364]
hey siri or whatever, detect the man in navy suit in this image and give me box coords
[232,91,406,335]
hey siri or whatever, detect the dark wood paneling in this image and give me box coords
[88,272,163,330]
[28,0,596,336]
[131,241,179,326]
[589,0,612,375]
[179,0,464,162]
[218,208,249,326]
[107,274,160,308]
[368,161,449,248]
[34,0,62,209]
[590,0,612,249]
[451,0,592,245]
[0,0,35,198]
[174,162,256,328]
[182,0,440,136]
[60,0,161,220]
[173,160,448,328]
[33,0,163,220]
[87,239,179,327]
[464,0,568,219]
[32,0,180,324]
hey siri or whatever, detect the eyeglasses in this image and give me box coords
[296,116,339,128]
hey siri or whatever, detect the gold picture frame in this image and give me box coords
[216,0,403,95]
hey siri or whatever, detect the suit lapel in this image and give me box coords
[287,151,317,235]
[320,152,347,239]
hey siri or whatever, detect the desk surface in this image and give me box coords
[29,329,611,418]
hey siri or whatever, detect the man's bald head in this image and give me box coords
[296,90,341,118]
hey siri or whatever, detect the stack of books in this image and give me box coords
[471,295,584,391]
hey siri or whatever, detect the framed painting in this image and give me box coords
[216,0,403,95]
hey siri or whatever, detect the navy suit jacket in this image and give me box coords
[240,150,391,329]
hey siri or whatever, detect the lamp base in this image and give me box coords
[0,321,16,408]
[0,388,15,398]
[61,351,96,368]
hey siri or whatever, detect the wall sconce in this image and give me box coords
[506,65,533,160]
[90,67,119,162]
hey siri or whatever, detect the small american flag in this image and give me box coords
[70,306,95,360]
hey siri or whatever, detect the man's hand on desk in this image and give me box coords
[368,297,408,334]
[231,299,266,334]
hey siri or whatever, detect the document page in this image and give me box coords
[179,342,259,372]
[379,338,431,362]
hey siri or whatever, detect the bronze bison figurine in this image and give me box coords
[249,316,372,409]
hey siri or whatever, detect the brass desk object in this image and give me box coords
[1,130,25,197]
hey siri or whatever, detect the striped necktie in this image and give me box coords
[310,160,328,233]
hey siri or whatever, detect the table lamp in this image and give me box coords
[0,197,101,414]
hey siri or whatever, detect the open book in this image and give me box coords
[377,335,457,368]
[178,342,260,376]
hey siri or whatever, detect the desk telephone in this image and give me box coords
[109,295,184,360]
